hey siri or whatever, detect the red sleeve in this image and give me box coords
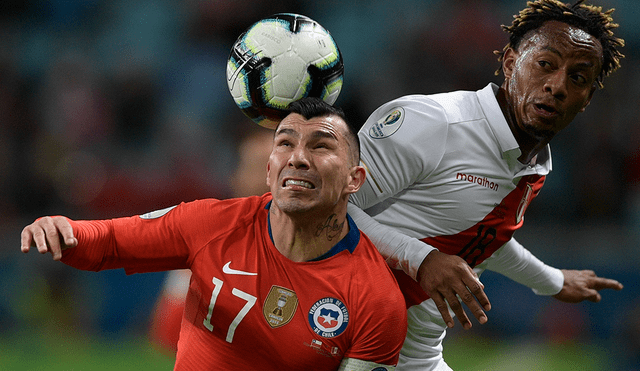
[60,197,269,274]
[61,205,192,274]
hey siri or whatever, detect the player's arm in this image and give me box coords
[351,97,490,329]
[348,202,489,330]
[482,238,623,302]
[481,237,564,295]
[21,216,140,271]
[347,203,433,278]
[21,203,192,272]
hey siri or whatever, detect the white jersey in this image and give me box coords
[350,83,564,306]
[349,83,565,369]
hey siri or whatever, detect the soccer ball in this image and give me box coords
[226,13,344,129]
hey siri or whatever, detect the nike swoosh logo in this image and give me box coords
[223,261,257,276]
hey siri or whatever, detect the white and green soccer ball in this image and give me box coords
[226,13,344,129]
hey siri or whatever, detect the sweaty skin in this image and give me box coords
[500,20,603,165]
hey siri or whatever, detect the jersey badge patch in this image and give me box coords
[140,205,177,219]
[369,107,404,139]
[263,286,298,328]
[308,297,349,338]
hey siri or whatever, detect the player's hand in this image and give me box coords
[553,269,623,303]
[417,250,491,330]
[21,216,78,261]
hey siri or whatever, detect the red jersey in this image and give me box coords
[61,193,407,370]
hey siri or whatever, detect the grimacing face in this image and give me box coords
[266,113,363,216]
[503,20,604,142]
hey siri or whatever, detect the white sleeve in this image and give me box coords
[348,96,448,279]
[483,237,564,295]
[348,202,436,280]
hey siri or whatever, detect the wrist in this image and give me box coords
[417,249,438,283]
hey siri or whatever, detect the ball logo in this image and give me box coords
[369,107,404,139]
[308,297,349,338]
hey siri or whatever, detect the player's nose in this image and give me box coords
[288,146,311,169]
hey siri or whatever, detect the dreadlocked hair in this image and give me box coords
[494,0,624,88]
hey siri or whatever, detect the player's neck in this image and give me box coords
[270,209,349,262]
[496,86,548,166]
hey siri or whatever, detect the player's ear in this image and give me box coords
[502,47,518,79]
[345,166,366,194]
[266,161,272,188]
[580,85,597,112]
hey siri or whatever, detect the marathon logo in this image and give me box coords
[456,172,499,192]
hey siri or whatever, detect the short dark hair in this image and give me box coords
[287,96,345,121]
[285,97,361,165]
[495,0,624,88]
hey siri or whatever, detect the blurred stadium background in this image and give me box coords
[1,0,638,370]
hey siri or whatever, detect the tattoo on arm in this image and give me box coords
[315,214,344,241]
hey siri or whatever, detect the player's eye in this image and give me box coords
[538,60,551,69]
[275,138,293,147]
[571,73,588,85]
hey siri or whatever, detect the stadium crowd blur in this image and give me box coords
[1,0,638,369]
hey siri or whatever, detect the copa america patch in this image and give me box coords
[263,285,298,328]
[368,107,404,139]
[308,297,349,338]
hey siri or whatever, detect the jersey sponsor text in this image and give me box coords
[456,172,499,191]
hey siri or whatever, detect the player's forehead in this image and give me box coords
[275,113,346,141]
[521,20,603,64]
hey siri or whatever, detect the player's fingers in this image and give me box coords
[20,226,36,253]
[468,267,482,285]
[585,288,602,303]
[463,273,491,312]
[41,218,65,259]
[431,294,455,329]
[50,238,63,261]
[591,277,623,291]
[457,287,488,325]
[53,217,77,247]
[443,291,472,330]
[30,225,51,255]
[37,216,71,260]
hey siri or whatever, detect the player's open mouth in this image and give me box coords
[534,103,559,117]
[284,179,315,189]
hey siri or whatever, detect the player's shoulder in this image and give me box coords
[351,232,397,278]
[172,193,271,226]
[395,90,484,123]
[379,89,478,112]
[427,89,486,123]
[362,89,482,141]
[182,193,270,210]
[366,94,447,130]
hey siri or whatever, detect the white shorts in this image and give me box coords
[397,299,453,371]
